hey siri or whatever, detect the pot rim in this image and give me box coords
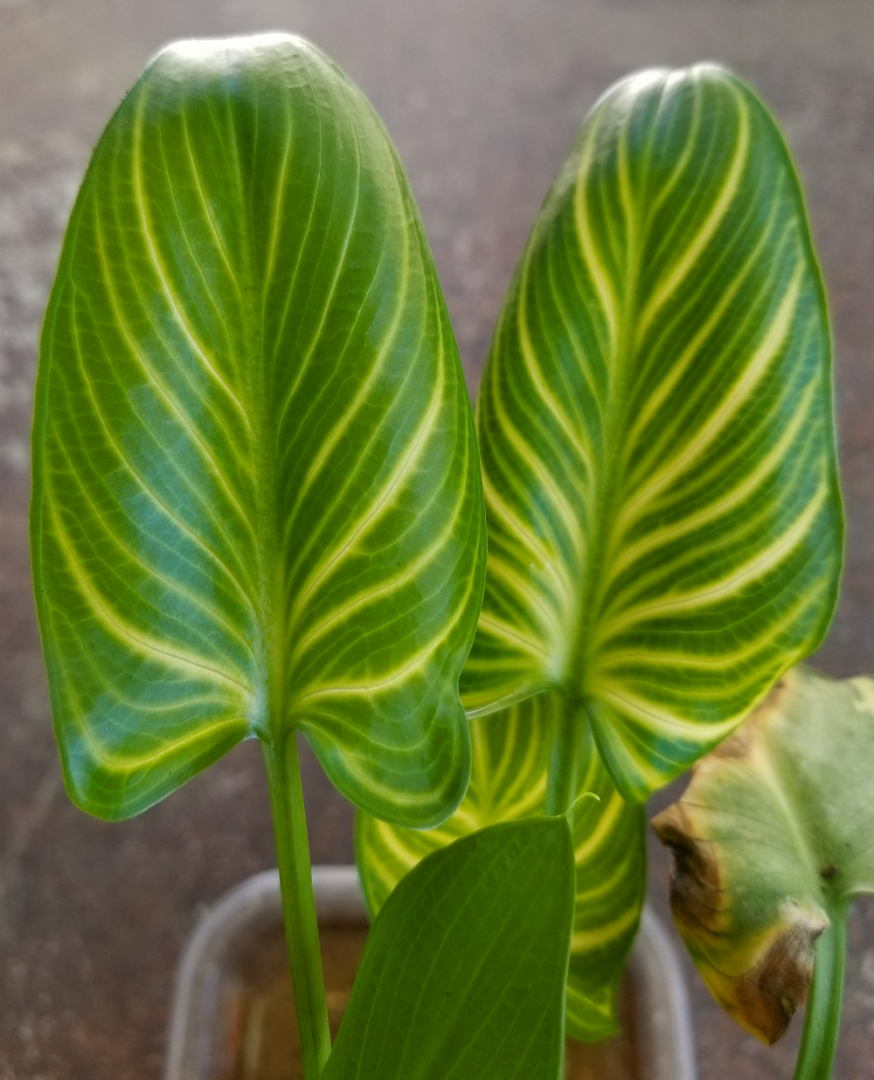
[164,866,697,1080]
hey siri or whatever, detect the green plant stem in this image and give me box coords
[544,696,584,816]
[793,913,847,1080]
[263,733,331,1080]
[544,695,582,1079]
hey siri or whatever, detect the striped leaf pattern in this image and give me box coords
[461,64,842,800]
[356,693,646,1039]
[32,35,484,825]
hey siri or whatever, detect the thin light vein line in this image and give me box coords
[288,365,444,622]
[180,103,242,295]
[92,197,257,546]
[276,86,362,432]
[67,281,258,614]
[49,501,252,694]
[132,83,252,430]
[52,420,257,663]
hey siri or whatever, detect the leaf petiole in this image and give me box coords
[793,911,847,1080]
[263,733,331,1080]
[545,698,585,816]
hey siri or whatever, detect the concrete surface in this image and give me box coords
[2,1,874,1078]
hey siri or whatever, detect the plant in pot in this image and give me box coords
[31,30,847,1080]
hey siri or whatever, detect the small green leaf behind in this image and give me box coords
[357,693,646,1040]
[461,63,842,802]
[325,817,575,1080]
[652,665,874,1045]
[31,34,484,826]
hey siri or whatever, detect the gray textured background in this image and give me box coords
[2,2,874,1077]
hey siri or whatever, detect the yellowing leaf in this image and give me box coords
[653,665,874,1063]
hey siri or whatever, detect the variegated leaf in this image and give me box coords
[356,693,646,1040]
[32,34,485,826]
[461,64,842,800]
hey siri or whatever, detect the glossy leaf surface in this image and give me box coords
[32,35,484,825]
[652,666,874,1046]
[325,817,575,1080]
[357,693,646,1040]
[461,64,842,800]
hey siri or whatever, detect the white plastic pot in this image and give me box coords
[165,867,696,1080]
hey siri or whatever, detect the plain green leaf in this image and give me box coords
[356,692,645,1040]
[31,34,485,825]
[461,64,842,801]
[324,817,575,1080]
[652,665,874,1045]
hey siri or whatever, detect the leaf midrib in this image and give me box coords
[215,79,278,741]
[569,110,652,711]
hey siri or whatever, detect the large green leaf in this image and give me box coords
[652,665,874,1074]
[460,64,842,800]
[31,34,484,826]
[325,817,575,1080]
[356,692,646,1040]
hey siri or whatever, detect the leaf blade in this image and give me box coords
[326,817,575,1080]
[652,665,874,1044]
[32,34,485,824]
[460,64,842,800]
